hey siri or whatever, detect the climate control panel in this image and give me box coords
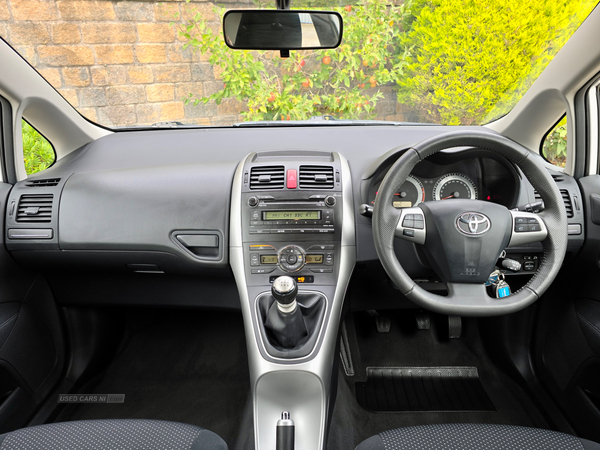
[246,242,337,285]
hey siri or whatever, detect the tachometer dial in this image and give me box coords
[433,173,478,201]
[392,175,425,208]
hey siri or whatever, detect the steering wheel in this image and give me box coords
[372,130,568,317]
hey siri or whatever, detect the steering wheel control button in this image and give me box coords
[413,216,425,229]
[286,169,297,189]
[515,218,541,232]
[515,223,528,232]
[508,211,549,247]
[395,207,427,245]
[456,212,491,235]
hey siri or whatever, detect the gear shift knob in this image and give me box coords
[271,276,298,313]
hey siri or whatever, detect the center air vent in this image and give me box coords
[25,178,60,187]
[16,194,53,223]
[250,166,285,190]
[299,165,334,189]
[533,189,573,218]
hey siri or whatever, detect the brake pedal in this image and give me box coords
[367,310,391,333]
[448,315,462,339]
[415,310,430,330]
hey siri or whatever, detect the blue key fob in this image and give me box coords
[496,281,511,298]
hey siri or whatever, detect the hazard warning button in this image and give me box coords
[287,169,297,189]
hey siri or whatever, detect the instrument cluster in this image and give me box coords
[367,150,519,209]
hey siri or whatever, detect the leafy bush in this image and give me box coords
[176,0,412,121]
[397,0,597,125]
[22,120,55,175]
[542,117,567,168]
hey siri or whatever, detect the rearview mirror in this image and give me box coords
[223,10,343,51]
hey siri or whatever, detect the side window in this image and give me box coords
[541,116,567,168]
[22,120,55,175]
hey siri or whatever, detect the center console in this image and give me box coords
[230,151,355,450]
[243,181,341,286]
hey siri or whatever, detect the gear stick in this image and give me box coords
[265,276,309,349]
[272,276,299,313]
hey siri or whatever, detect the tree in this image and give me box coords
[176,0,412,121]
[397,0,597,125]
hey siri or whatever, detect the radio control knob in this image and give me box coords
[325,196,336,207]
[248,196,259,207]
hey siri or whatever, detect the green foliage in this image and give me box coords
[542,117,567,168]
[176,0,412,121]
[397,0,597,125]
[22,120,55,175]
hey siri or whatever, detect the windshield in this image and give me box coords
[0,0,597,127]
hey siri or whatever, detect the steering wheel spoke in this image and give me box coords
[394,206,426,245]
[508,210,548,247]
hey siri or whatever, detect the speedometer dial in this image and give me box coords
[433,173,478,201]
[393,175,425,208]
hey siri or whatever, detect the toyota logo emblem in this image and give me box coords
[456,212,491,235]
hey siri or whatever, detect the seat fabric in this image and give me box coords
[356,423,600,450]
[0,419,227,450]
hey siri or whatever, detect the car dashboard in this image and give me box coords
[0,123,588,449]
[2,125,585,304]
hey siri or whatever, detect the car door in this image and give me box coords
[0,94,66,433]
[533,73,600,443]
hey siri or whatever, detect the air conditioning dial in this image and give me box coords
[278,245,306,272]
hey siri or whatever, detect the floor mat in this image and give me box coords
[326,312,550,449]
[355,366,495,412]
[56,310,252,450]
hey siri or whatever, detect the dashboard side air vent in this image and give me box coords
[533,189,573,218]
[25,178,61,187]
[299,165,334,189]
[16,194,53,223]
[551,174,564,182]
[250,166,285,190]
[561,189,574,218]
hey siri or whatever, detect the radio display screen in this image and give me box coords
[263,211,321,221]
[260,255,278,264]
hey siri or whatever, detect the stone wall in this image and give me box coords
[0,0,406,127]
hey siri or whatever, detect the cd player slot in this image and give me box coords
[261,200,321,205]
